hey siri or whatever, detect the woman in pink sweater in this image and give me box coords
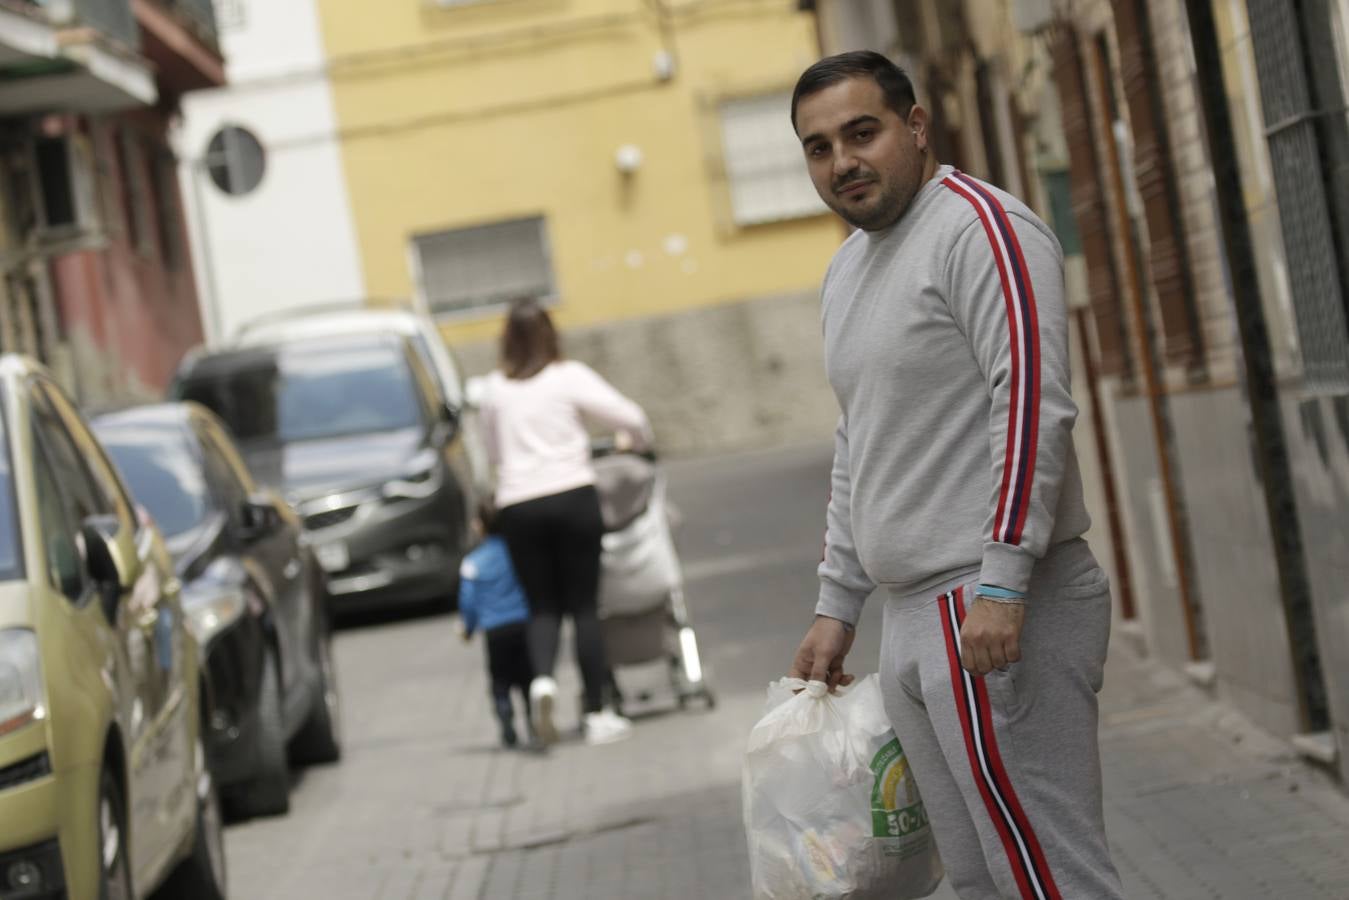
[479,301,652,746]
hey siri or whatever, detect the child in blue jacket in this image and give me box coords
[459,502,535,748]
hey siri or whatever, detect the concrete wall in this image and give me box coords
[1105,390,1191,665]
[451,289,838,458]
[1171,385,1303,736]
[177,0,365,343]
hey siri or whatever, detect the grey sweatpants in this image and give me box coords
[879,540,1125,900]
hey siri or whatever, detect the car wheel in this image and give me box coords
[98,768,132,900]
[234,649,290,817]
[158,734,227,900]
[290,631,342,764]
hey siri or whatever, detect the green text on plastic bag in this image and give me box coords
[870,738,931,838]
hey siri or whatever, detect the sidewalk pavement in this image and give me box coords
[455,640,1349,900]
[223,617,1349,899]
[219,443,1349,899]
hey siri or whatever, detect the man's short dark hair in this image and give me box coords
[791,50,918,131]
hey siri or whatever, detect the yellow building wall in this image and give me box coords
[315,0,840,345]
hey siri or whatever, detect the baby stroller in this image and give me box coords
[592,440,716,714]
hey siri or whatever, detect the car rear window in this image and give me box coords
[178,340,424,445]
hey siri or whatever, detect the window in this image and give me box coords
[205,126,266,197]
[30,387,116,526]
[35,138,76,229]
[34,133,98,235]
[32,434,86,601]
[37,383,133,526]
[152,150,182,269]
[30,385,120,602]
[196,423,251,528]
[116,128,153,255]
[199,418,256,496]
[412,216,555,316]
[718,92,826,226]
[0,397,22,582]
[178,339,425,444]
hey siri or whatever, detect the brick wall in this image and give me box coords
[1147,0,1240,379]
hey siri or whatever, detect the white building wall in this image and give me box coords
[176,0,364,344]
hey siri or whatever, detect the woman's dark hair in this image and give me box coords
[791,50,918,131]
[500,299,561,380]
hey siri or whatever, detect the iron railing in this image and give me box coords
[156,0,219,51]
[20,0,139,49]
[18,0,220,53]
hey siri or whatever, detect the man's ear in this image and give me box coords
[907,105,931,149]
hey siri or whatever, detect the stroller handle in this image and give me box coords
[590,435,658,463]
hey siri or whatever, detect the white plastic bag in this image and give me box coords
[743,675,943,900]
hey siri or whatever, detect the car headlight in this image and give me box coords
[183,589,247,646]
[381,451,443,501]
[0,629,44,738]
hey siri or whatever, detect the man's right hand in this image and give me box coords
[788,615,856,692]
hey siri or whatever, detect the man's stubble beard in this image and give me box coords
[834,175,914,233]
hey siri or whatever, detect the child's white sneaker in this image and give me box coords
[584,709,633,746]
[529,676,559,745]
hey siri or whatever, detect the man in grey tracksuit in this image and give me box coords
[787,52,1126,900]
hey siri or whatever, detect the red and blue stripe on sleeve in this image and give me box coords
[940,172,1041,547]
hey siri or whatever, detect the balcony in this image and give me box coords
[132,0,225,94]
[0,0,156,113]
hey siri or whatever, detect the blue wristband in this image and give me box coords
[974,583,1026,600]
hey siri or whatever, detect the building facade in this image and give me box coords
[817,0,1349,781]
[310,0,846,454]
[0,0,222,404]
[177,0,366,344]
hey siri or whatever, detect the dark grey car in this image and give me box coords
[170,333,476,614]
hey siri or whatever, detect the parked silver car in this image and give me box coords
[232,304,491,495]
[171,333,477,614]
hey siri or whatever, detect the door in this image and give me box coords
[198,415,310,707]
[34,382,192,867]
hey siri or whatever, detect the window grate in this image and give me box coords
[1248,0,1349,389]
[719,92,826,226]
[412,216,555,316]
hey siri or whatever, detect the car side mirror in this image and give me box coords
[240,494,282,542]
[81,514,128,589]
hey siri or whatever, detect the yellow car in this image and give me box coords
[0,356,227,899]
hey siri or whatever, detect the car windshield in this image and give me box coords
[99,429,210,539]
[0,398,21,579]
[179,341,424,445]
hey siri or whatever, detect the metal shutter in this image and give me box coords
[413,216,554,315]
[1052,25,1132,377]
[1114,0,1205,370]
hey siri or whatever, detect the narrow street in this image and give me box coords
[222,442,1349,899]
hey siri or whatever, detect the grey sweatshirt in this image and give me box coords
[816,165,1090,625]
